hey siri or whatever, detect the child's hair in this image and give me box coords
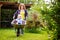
[18,3,26,10]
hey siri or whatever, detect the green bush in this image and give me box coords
[26,0,57,40]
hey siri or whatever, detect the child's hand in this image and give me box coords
[16,22,18,25]
[13,16,15,19]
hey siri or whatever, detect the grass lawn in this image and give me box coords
[0,28,52,40]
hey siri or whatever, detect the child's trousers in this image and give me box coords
[16,27,24,36]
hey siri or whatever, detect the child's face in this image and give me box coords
[18,15,21,19]
[20,5,24,9]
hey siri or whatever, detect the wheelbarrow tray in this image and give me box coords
[13,24,25,28]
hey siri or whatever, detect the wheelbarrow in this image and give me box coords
[11,19,26,37]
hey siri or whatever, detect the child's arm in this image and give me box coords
[13,10,19,19]
[25,10,28,20]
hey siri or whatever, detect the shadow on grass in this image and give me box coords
[8,34,24,38]
[25,29,42,34]
[8,35,17,38]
